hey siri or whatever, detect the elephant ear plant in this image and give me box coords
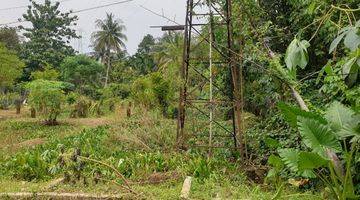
[270,101,360,200]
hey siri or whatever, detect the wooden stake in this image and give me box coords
[30,108,36,118]
[180,176,192,199]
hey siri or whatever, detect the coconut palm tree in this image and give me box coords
[152,32,183,76]
[91,13,127,87]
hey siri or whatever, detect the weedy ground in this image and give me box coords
[0,107,319,200]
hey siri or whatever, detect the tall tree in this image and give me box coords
[152,32,183,79]
[92,13,127,87]
[60,55,105,94]
[129,34,156,75]
[0,43,25,88]
[20,0,79,77]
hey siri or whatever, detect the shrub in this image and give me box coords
[26,80,67,125]
[31,65,59,81]
[150,72,173,115]
[0,43,25,87]
[68,93,92,118]
[60,55,105,96]
[0,92,20,110]
[102,83,130,99]
[4,151,51,181]
[270,102,360,199]
[131,72,174,115]
[131,75,156,109]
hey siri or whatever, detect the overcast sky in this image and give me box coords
[0,0,186,55]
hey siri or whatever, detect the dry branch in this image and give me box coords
[0,192,122,200]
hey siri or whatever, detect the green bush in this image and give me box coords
[131,72,174,115]
[270,102,360,199]
[0,92,20,110]
[70,95,92,118]
[60,55,105,97]
[30,65,59,81]
[4,151,53,181]
[131,75,155,108]
[26,80,67,125]
[0,43,25,87]
[102,83,130,100]
[1,126,109,181]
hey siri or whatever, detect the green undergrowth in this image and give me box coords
[0,177,320,200]
[0,119,79,162]
[0,111,321,199]
[0,124,240,182]
[0,120,76,141]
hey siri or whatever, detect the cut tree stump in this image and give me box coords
[126,102,132,118]
[30,108,36,118]
[180,176,192,200]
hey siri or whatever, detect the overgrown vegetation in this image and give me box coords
[0,0,359,199]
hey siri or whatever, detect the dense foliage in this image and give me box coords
[0,43,25,88]
[60,55,105,96]
[0,27,21,51]
[26,80,68,125]
[20,0,79,77]
[0,0,359,198]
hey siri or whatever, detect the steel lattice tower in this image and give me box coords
[177,0,245,157]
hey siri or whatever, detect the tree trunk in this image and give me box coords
[289,85,309,111]
[126,102,132,118]
[243,9,310,112]
[15,99,21,114]
[30,108,36,118]
[104,50,111,88]
[16,105,21,114]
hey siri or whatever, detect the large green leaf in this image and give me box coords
[266,168,277,179]
[338,125,360,143]
[264,137,281,149]
[278,148,299,172]
[329,25,360,53]
[285,38,310,70]
[344,27,360,52]
[298,152,328,171]
[325,101,359,133]
[278,149,316,178]
[268,155,284,170]
[342,57,357,79]
[278,102,327,128]
[298,117,342,156]
[285,39,298,70]
[329,31,347,53]
[300,170,316,178]
[346,61,359,87]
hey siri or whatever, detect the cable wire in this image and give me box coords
[0,0,73,11]
[0,0,135,26]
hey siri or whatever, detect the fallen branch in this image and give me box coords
[0,192,123,199]
[78,156,137,195]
